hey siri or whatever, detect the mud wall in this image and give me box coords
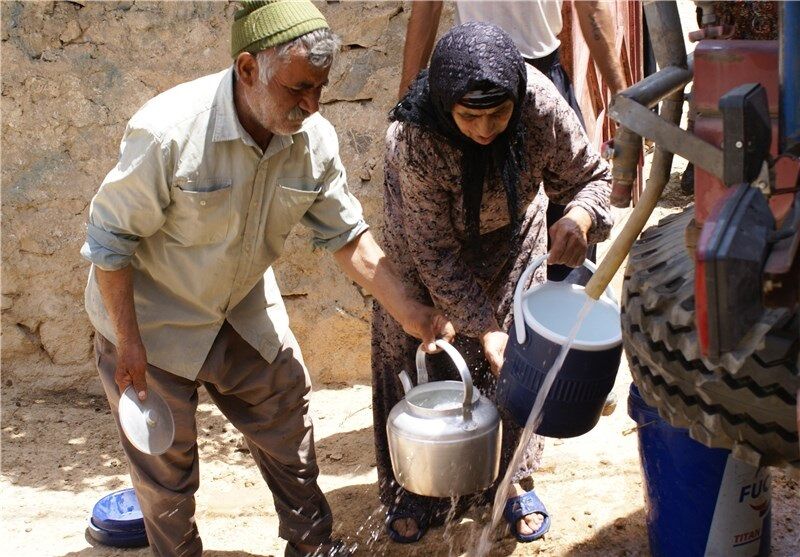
[1,1,452,393]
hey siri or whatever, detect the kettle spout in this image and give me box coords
[398,370,413,395]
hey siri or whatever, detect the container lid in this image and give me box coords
[119,387,175,456]
[522,282,622,351]
[87,517,148,548]
[92,487,145,532]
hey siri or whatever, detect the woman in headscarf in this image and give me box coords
[371,22,612,544]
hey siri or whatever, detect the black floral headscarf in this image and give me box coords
[390,22,528,244]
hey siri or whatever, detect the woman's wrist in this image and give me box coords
[564,206,593,236]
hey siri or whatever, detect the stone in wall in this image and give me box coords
[2,1,452,393]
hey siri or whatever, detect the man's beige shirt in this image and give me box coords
[82,68,368,380]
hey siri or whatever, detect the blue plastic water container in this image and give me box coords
[628,384,771,557]
[497,256,622,437]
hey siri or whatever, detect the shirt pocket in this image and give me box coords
[268,178,321,240]
[165,180,232,245]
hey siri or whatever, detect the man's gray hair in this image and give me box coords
[256,28,340,83]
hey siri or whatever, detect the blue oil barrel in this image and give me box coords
[628,384,771,556]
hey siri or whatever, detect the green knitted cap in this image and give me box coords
[231,0,329,58]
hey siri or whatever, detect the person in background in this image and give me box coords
[399,0,626,282]
[81,1,453,556]
[372,22,613,546]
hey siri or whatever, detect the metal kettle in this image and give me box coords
[386,339,502,498]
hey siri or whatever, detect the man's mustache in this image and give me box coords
[288,106,310,121]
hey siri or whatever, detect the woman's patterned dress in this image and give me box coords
[372,68,613,516]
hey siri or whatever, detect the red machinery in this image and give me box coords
[611,2,799,469]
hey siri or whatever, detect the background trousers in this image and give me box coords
[526,47,597,281]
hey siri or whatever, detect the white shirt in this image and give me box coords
[454,0,564,59]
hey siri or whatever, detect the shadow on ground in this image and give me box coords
[61,548,268,557]
[563,507,648,557]
[1,386,374,494]
[655,172,692,210]
[316,426,375,476]
[55,528,277,557]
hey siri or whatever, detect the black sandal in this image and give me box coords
[385,498,431,544]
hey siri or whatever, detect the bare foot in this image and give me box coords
[389,516,420,539]
[510,483,544,536]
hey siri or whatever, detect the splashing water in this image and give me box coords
[351,503,388,552]
[441,494,462,557]
[472,297,597,556]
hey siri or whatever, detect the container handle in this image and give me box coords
[512,253,618,345]
[513,254,548,345]
[398,370,414,395]
[415,340,474,421]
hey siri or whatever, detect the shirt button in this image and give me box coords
[200,200,207,206]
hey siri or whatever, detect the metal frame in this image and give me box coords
[610,94,724,180]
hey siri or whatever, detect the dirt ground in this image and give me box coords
[2,171,798,556]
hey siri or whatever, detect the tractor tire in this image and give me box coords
[621,206,799,470]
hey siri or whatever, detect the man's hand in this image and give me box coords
[401,303,455,353]
[480,329,508,376]
[115,338,148,400]
[548,206,592,268]
[95,266,148,400]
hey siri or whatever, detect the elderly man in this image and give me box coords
[81,1,453,556]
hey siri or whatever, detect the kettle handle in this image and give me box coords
[415,340,474,421]
[512,254,617,345]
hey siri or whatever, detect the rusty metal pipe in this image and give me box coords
[609,128,642,208]
[619,63,693,108]
[587,90,687,301]
[610,60,695,207]
[644,0,688,68]
[608,0,689,208]
[586,0,689,299]
[610,95,724,179]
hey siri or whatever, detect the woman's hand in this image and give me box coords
[548,206,593,268]
[480,328,509,376]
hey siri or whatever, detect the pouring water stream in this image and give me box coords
[472,295,597,557]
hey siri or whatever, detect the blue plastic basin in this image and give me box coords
[87,517,148,548]
[91,487,145,533]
